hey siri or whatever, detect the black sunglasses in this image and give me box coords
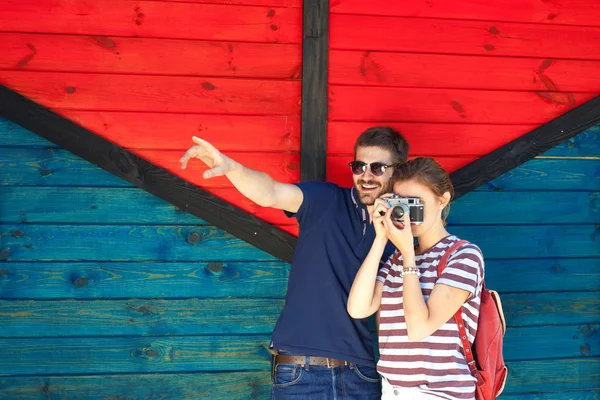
[348,161,399,176]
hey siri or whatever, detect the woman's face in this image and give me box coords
[392,179,448,237]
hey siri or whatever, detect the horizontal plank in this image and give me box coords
[0,148,299,188]
[449,191,600,224]
[501,294,600,327]
[0,225,279,262]
[0,261,290,299]
[485,258,600,293]
[163,0,299,5]
[0,296,596,337]
[502,390,600,400]
[0,336,272,375]
[0,1,302,43]
[6,117,598,158]
[0,71,301,115]
[330,50,600,92]
[0,373,598,400]
[330,14,600,59]
[330,0,600,28]
[0,371,272,400]
[0,299,282,336]
[0,187,293,226]
[0,328,597,375]
[0,33,302,79]
[328,85,595,124]
[477,159,600,191]
[1,223,598,261]
[503,358,600,394]
[448,224,600,259]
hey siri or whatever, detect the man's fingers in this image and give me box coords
[203,165,226,179]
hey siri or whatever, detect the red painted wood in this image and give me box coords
[328,86,596,124]
[162,0,299,7]
[0,33,302,79]
[56,110,300,152]
[133,150,299,188]
[330,14,600,59]
[327,123,537,157]
[330,0,600,28]
[327,156,476,188]
[330,50,600,92]
[0,0,302,44]
[0,72,301,115]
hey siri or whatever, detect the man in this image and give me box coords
[180,126,409,399]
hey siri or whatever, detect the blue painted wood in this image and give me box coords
[503,359,600,394]
[449,191,599,224]
[0,299,282,336]
[0,224,277,261]
[502,391,600,400]
[0,261,290,299]
[0,372,272,400]
[1,296,594,336]
[485,258,600,293]
[476,158,600,191]
[2,223,598,261]
[0,336,272,375]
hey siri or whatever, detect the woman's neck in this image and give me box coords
[416,222,450,254]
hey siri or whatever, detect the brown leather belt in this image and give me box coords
[274,354,349,368]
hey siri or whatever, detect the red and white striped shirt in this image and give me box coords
[376,235,485,400]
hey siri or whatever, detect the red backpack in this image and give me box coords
[438,240,508,400]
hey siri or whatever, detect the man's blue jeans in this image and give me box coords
[271,361,381,399]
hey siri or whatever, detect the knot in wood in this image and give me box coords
[73,276,89,288]
[206,262,224,274]
[187,231,203,245]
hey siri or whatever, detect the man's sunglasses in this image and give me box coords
[348,161,400,176]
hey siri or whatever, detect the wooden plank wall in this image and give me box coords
[0,0,303,235]
[2,119,599,398]
[326,1,600,187]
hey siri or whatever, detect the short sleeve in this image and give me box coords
[284,181,340,228]
[437,243,484,299]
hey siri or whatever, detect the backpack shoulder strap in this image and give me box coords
[437,239,479,377]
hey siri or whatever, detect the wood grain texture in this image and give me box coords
[330,14,600,59]
[449,191,600,224]
[0,86,297,261]
[0,33,302,78]
[0,372,272,400]
[328,85,595,124]
[300,0,328,182]
[0,0,302,43]
[0,299,283,336]
[0,187,293,227]
[330,0,600,28]
[0,336,272,375]
[330,50,600,92]
[0,261,290,299]
[0,71,301,115]
[0,296,595,336]
[0,373,597,400]
[1,223,598,261]
[503,359,600,393]
[0,224,278,262]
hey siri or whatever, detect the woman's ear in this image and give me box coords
[440,192,451,209]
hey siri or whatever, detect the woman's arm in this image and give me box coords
[347,238,387,319]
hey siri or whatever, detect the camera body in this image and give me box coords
[383,196,424,225]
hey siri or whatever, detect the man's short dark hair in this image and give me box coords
[353,126,409,164]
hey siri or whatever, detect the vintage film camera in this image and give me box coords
[381,196,424,225]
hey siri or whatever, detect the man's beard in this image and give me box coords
[355,179,391,206]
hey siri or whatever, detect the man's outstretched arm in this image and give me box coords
[180,136,303,213]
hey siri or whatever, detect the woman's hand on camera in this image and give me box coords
[383,211,415,258]
[372,198,391,240]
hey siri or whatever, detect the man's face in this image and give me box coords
[352,146,396,206]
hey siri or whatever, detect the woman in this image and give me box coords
[347,157,485,400]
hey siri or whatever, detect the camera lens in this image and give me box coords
[391,206,405,221]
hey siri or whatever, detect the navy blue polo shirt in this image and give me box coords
[271,181,395,365]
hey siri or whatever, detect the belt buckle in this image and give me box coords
[326,358,332,368]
